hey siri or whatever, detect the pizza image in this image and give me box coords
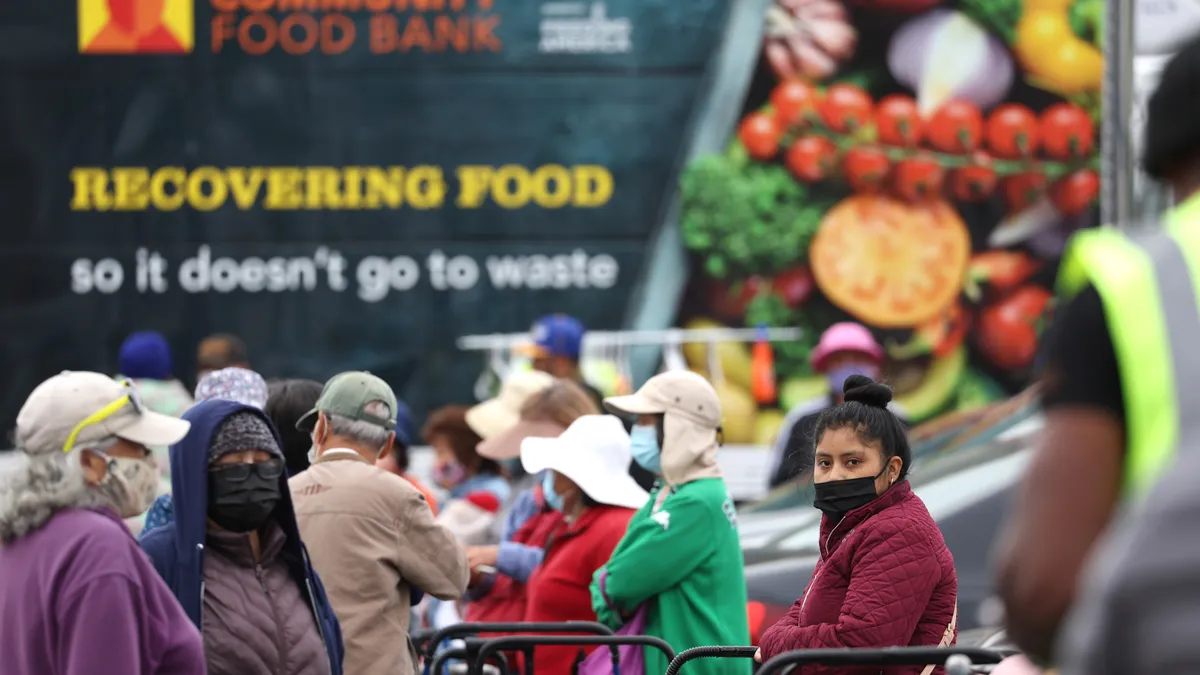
[810,194,971,328]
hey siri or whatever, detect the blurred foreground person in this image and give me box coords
[139,400,343,675]
[756,376,957,674]
[524,313,605,408]
[0,372,202,675]
[143,366,272,530]
[591,371,750,675]
[290,372,469,675]
[374,397,439,514]
[427,405,509,544]
[465,379,597,625]
[264,378,325,476]
[196,332,250,382]
[520,414,647,674]
[996,35,1200,663]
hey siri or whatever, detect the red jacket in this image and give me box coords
[464,493,563,625]
[758,481,957,675]
[523,505,635,675]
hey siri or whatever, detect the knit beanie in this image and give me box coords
[118,331,173,381]
[196,368,269,409]
[209,412,282,465]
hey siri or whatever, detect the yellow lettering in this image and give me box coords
[305,167,343,209]
[227,168,266,210]
[264,167,304,209]
[343,166,365,209]
[531,164,571,208]
[111,167,150,210]
[492,164,529,209]
[364,167,404,208]
[455,166,492,208]
[573,165,613,207]
[407,165,445,209]
[150,167,186,210]
[70,168,113,211]
[187,166,228,211]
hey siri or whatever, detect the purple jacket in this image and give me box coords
[0,507,205,675]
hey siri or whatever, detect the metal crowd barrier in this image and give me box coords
[419,621,614,675]
[663,646,759,675]
[470,634,676,675]
[756,646,1009,675]
[427,638,510,675]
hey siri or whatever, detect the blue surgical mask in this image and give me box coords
[827,363,880,397]
[630,425,662,474]
[541,471,564,511]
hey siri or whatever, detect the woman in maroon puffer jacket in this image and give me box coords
[757,375,958,675]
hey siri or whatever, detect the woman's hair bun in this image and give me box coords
[842,374,893,408]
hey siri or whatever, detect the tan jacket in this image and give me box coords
[290,450,470,675]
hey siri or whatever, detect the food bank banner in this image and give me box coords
[0,0,729,426]
[672,0,1102,445]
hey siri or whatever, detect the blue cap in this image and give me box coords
[393,398,416,448]
[529,314,586,360]
[118,331,173,380]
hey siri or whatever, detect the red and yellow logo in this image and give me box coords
[79,0,193,54]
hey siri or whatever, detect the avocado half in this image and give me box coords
[895,346,967,423]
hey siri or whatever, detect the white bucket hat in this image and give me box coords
[521,414,649,510]
[466,370,556,440]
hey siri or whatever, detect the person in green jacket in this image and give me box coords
[591,371,751,675]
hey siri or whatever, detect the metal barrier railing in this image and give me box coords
[663,645,759,675]
[419,621,615,671]
[427,639,510,675]
[757,646,1008,675]
[470,634,677,675]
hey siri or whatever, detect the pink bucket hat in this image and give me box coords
[809,322,884,372]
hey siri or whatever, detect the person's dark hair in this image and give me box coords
[422,405,501,476]
[197,333,249,371]
[812,374,911,480]
[579,491,601,508]
[1144,35,1200,180]
[264,379,324,476]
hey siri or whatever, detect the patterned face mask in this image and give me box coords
[92,449,160,519]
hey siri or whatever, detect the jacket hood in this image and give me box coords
[169,399,306,561]
[660,411,723,486]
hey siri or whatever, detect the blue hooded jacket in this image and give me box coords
[139,399,344,674]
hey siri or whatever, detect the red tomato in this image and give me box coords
[770,80,819,128]
[927,99,984,153]
[818,83,874,133]
[771,267,815,307]
[1051,169,1100,216]
[842,146,891,192]
[875,95,923,147]
[1002,171,1049,211]
[892,155,944,201]
[709,276,766,320]
[786,136,838,182]
[1039,104,1095,159]
[738,112,782,161]
[985,104,1040,159]
[950,161,998,202]
[975,286,1053,370]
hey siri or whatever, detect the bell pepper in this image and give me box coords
[1014,0,1103,95]
[964,250,1041,301]
[886,303,968,359]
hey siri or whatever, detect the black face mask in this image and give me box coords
[813,466,888,520]
[208,460,283,533]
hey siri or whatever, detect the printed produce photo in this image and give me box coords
[673,0,1100,445]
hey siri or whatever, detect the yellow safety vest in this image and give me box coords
[1056,195,1200,498]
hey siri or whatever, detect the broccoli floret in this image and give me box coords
[959,0,1022,43]
[680,148,828,278]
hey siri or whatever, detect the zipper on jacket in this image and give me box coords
[303,548,334,675]
[257,564,286,675]
[197,543,206,632]
[800,517,847,617]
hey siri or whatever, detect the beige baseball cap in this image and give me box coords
[465,370,555,440]
[16,371,191,455]
[603,371,721,428]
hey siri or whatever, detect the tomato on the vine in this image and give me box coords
[951,162,999,202]
[738,112,782,160]
[985,104,1040,159]
[770,80,819,128]
[786,136,838,182]
[842,146,891,192]
[1051,169,1100,216]
[1002,171,1049,211]
[892,155,944,200]
[1039,104,1095,159]
[927,99,984,153]
[975,285,1052,370]
[875,95,923,148]
[818,83,874,133]
[771,267,815,307]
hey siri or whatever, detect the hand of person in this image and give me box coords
[467,545,499,570]
[754,649,763,663]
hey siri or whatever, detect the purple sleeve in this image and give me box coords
[57,576,153,675]
[496,541,545,583]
